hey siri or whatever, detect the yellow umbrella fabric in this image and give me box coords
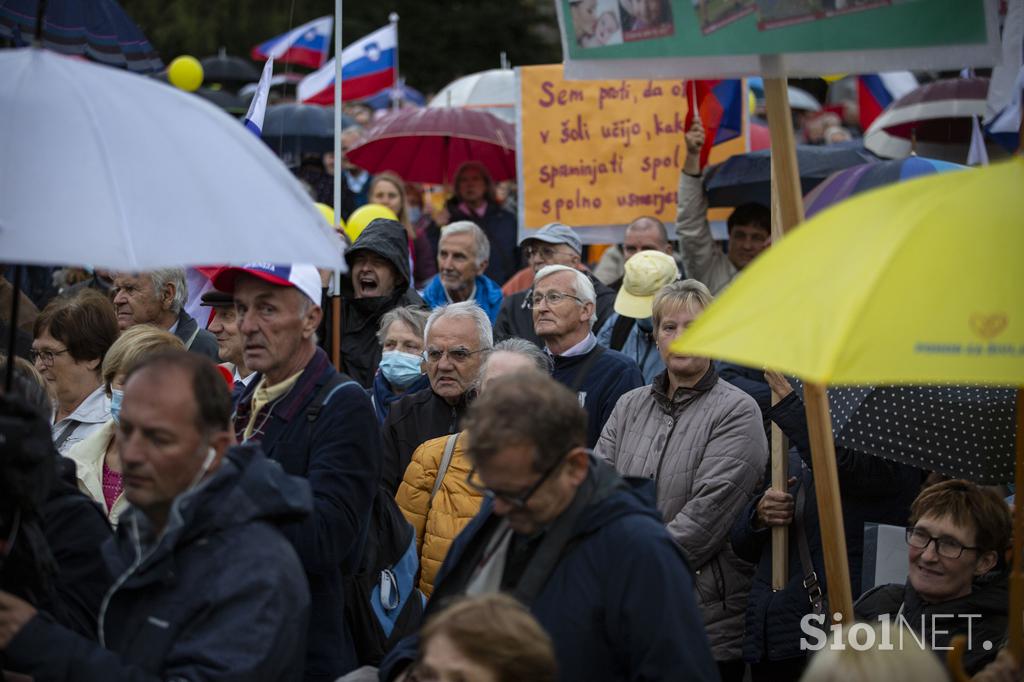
[672,156,1024,386]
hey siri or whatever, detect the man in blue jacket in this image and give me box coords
[0,351,311,680]
[420,222,503,323]
[380,373,718,682]
[213,263,381,681]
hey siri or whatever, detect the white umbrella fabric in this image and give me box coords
[0,48,345,271]
[428,68,515,123]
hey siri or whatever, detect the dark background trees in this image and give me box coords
[120,0,562,94]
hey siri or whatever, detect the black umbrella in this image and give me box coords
[200,51,260,91]
[261,103,355,161]
[195,87,248,117]
[793,382,1017,485]
[703,142,877,208]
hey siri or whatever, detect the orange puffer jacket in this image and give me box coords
[395,431,484,597]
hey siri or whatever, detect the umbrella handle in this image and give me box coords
[946,635,971,682]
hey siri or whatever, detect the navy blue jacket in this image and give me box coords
[6,447,312,681]
[380,459,720,682]
[731,392,924,664]
[445,199,520,285]
[235,348,382,681]
[550,342,644,448]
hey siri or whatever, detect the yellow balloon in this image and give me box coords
[315,202,336,228]
[822,74,847,83]
[168,56,203,92]
[748,90,757,114]
[345,203,398,244]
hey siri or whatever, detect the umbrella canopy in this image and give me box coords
[673,156,1021,386]
[0,48,344,270]
[195,86,247,117]
[0,0,162,73]
[200,52,260,91]
[260,103,355,167]
[345,107,516,184]
[703,143,876,208]
[803,156,966,218]
[864,77,998,161]
[794,383,1018,485]
[429,68,516,123]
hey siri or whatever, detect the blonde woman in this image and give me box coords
[66,326,183,526]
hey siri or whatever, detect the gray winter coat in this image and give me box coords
[595,367,768,661]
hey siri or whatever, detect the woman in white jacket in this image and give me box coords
[66,325,183,526]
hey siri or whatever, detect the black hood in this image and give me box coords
[343,218,411,294]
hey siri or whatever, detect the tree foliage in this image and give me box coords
[120,0,561,94]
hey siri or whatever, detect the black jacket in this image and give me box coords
[493,272,617,346]
[380,386,470,496]
[173,309,220,360]
[341,219,425,388]
[855,573,1009,674]
[234,348,381,680]
[6,447,312,681]
[380,458,720,682]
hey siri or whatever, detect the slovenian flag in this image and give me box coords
[243,57,274,136]
[857,72,917,131]
[297,24,396,105]
[684,80,743,170]
[251,15,333,69]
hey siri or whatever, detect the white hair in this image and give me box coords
[533,264,597,328]
[440,221,490,267]
[149,268,187,315]
[423,300,494,351]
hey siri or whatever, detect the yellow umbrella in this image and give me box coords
[672,156,1024,669]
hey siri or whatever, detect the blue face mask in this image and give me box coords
[110,388,124,424]
[379,350,423,389]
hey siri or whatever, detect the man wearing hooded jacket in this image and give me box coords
[341,219,426,388]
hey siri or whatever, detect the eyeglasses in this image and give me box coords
[523,244,570,260]
[466,451,575,509]
[30,347,70,366]
[529,291,584,308]
[422,346,487,364]
[905,527,981,559]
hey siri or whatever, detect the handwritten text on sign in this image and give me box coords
[520,64,744,231]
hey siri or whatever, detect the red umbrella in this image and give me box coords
[345,107,515,184]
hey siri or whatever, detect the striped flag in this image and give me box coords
[684,80,743,170]
[243,57,274,136]
[298,24,397,104]
[251,16,333,69]
[857,72,917,131]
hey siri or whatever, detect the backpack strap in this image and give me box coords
[793,474,825,616]
[306,372,360,423]
[431,433,460,504]
[608,314,636,352]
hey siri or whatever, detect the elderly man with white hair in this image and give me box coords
[421,221,504,323]
[532,264,643,447]
[111,268,219,359]
[381,300,493,495]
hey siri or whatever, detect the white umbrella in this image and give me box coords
[0,48,345,271]
[428,68,515,123]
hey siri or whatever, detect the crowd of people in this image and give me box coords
[0,117,1019,682]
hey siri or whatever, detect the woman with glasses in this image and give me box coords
[854,479,1012,675]
[30,289,118,455]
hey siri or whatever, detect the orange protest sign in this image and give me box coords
[519,64,745,238]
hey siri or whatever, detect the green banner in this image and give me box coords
[561,0,997,78]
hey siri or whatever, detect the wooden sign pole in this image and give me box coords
[762,59,804,591]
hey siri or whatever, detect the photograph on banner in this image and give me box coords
[559,0,996,78]
[517,64,745,242]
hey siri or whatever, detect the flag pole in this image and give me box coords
[390,12,400,112]
[332,0,344,371]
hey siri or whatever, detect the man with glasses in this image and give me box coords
[379,373,719,682]
[380,301,492,495]
[532,264,642,447]
[494,223,615,346]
